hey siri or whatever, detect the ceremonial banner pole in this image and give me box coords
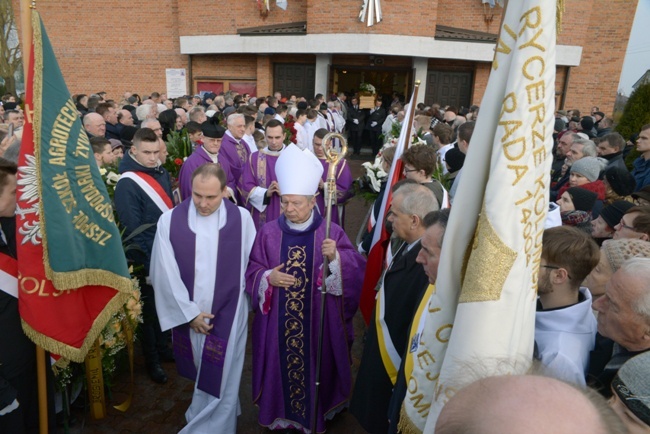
[358,81,420,324]
[19,1,49,432]
[16,2,135,427]
[311,132,347,434]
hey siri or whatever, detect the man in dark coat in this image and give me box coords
[350,183,439,433]
[365,99,387,156]
[347,96,365,155]
[114,128,174,384]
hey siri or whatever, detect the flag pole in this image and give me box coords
[20,1,48,433]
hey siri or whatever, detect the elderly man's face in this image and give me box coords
[416,223,444,284]
[281,194,315,224]
[592,269,650,351]
[119,110,134,126]
[85,114,106,137]
[229,117,246,140]
[387,193,414,242]
[556,135,573,158]
[7,112,24,129]
[566,143,585,164]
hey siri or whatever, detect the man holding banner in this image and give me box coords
[115,128,175,384]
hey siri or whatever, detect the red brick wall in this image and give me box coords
[177,0,307,36]
[562,0,637,116]
[13,0,186,100]
[11,0,637,115]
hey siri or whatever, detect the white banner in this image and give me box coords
[398,1,557,432]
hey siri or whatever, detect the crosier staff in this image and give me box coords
[310,132,347,434]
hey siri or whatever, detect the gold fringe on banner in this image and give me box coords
[556,0,565,34]
[113,315,135,412]
[84,339,106,420]
[397,406,421,434]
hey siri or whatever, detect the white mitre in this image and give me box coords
[276,144,324,195]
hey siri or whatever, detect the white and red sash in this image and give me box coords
[0,253,18,298]
[119,171,173,213]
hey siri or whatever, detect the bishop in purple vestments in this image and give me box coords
[245,145,366,434]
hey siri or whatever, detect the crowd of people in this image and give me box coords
[1,87,650,434]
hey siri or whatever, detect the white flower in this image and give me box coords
[106,172,121,185]
[99,167,107,176]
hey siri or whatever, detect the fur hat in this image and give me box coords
[602,238,650,273]
[599,200,635,229]
[567,187,597,212]
[604,165,636,196]
[612,352,650,427]
[571,157,600,183]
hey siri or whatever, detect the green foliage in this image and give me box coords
[615,83,650,140]
[163,129,193,180]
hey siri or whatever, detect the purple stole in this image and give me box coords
[276,212,322,427]
[169,198,242,398]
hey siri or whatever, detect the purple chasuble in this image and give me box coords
[245,213,366,434]
[241,150,282,229]
[177,146,235,201]
[169,198,242,398]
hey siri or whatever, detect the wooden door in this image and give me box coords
[424,71,472,109]
[274,64,316,99]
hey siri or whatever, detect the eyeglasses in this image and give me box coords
[403,167,419,174]
[618,218,636,232]
[541,264,572,280]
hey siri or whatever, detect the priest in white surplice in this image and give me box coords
[151,163,256,434]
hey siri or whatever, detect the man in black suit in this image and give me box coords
[350,183,439,433]
[346,96,365,155]
[366,99,387,156]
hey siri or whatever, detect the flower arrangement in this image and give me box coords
[54,277,143,392]
[283,114,297,145]
[354,145,392,203]
[163,129,193,183]
[359,83,376,95]
[99,165,121,201]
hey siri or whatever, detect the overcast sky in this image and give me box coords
[618,1,650,96]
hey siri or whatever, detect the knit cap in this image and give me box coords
[560,210,592,235]
[600,200,635,228]
[612,352,650,427]
[580,116,594,131]
[602,238,650,273]
[604,166,636,196]
[571,157,600,182]
[567,187,597,212]
[445,147,466,173]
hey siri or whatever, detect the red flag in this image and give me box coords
[359,85,419,323]
[17,11,133,364]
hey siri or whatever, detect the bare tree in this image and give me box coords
[0,1,21,94]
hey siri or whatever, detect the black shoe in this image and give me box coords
[147,364,168,384]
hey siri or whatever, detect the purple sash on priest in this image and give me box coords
[169,198,242,398]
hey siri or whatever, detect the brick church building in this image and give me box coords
[13,0,638,114]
